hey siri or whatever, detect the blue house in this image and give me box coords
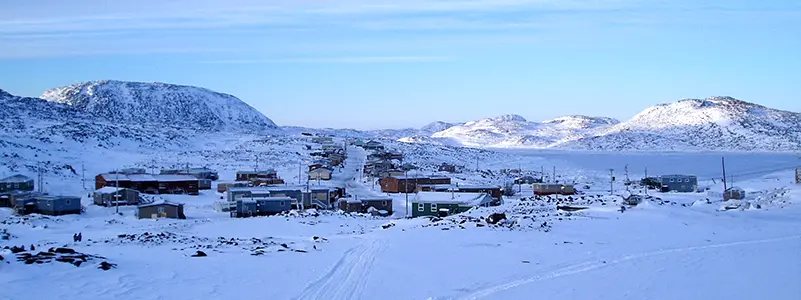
[659,175,698,193]
[34,196,82,216]
[233,196,295,218]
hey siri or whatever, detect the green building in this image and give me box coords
[0,175,34,193]
[411,192,493,217]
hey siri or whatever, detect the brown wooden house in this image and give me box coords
[379,175,451,193]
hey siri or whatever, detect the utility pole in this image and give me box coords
[553,166,556,183]
[609,169,615,195]
[115,168,120,214]
[721,156,728,197]
[644,167,648,196]
[255,155,259,172]
[298,161,302,184]
[404,169,409,217]
[475,155,479,172]
[81,161,86,191]
[540,166,544,182]
[624,164,629,191]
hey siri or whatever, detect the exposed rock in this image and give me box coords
[191,251,207,257]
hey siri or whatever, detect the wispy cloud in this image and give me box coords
[201,56,453,64]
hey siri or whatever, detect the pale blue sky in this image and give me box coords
[1,0,799,129]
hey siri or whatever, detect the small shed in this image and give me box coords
[438,163,457,173]
[137,201,186,219]
[308,167,333,181]
[36,196,82,216]
[724,187,746,200]
[93,187,140,206]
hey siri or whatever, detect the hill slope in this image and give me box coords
[556,97,801,151]
[41,80,276,131]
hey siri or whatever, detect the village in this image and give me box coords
[2,135,790,221]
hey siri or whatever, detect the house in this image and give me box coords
[400,163,417,171]
[95,173,199,195]
[236,169,278,181]
[0,174,34,193]
[93,187,140,206]
[250,178,286,186]
[162,168,219,181]
[532,183,576,195]
[360,196,393,215]
[35,196,82,216]
[724,187,746,200]
[411,192,493,217]
[198,179,212,190]
[154,175,200,195]
[233,196,296,218]
[217,181,249,193]
[137,200,186,219]
[0,190,37,208]
[311,136,334,144]
[379,176,452,193]
[227,186,337,210]
[339,198,364,213]
[514,175,541,184]
[363,140,384,150]
[659,175,698,193]
[438,163,458,173]
[418,184,503,200]
[309,167,333,181]
[118,168,146,174]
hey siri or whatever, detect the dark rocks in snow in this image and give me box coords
[381,223,396,229]
[191,251,207,257]
[98,261,117,271]
[10,246,26,254]
[487,213,507,225]
[53,247,76,254]
[294,249,307,253]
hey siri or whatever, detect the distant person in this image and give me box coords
[73,233,78,242]
[77,232,83,242]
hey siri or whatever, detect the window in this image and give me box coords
[280,201,285,206]
[417,203,424,212]
[670,178,675,182]
[431,203,438,212]
[685,178,690,183]
[65,199,71,205]
[157,207,165,213]
[382,201,388,206]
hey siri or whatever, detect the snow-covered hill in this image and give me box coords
[41,80,276,132]
[557,97,801,151]
[430,114,617,148]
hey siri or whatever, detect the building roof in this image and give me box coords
[0,174,33,183]
[228,185,337,193]
[420,184,500,190]
[139,200,184,208]
[390,175,450,180]
[154,174,198,182]
[309,167,333,174]
[660,174,697,178]
[127,174,158,182]
[94,187,136,194]
[99,173,132,181]
[359,196,392,202]
[237,169,277,175]
[413,192,493,206]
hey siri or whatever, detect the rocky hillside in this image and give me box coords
[430,114,617,147]
[556,97,801,151]
[41,80,276,131]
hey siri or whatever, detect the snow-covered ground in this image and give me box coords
[2,137,800,300]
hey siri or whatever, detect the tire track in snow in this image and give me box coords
[295,238,387,300]
[459,234,801,300]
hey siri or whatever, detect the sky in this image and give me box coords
[0,0,800,130]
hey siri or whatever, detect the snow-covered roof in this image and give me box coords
[155,174,198,182]
[413,192,492,206]
[309,167,333,174]
[94,187,136,194]
[359,196,392,202]
[237,169,276,175]
[127,174,157,182]
[0,174,33,183]
[100,173,131,181]
[420,184,500,190]
[139,200,183,208]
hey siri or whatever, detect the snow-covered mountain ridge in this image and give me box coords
[41,80,276,131]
